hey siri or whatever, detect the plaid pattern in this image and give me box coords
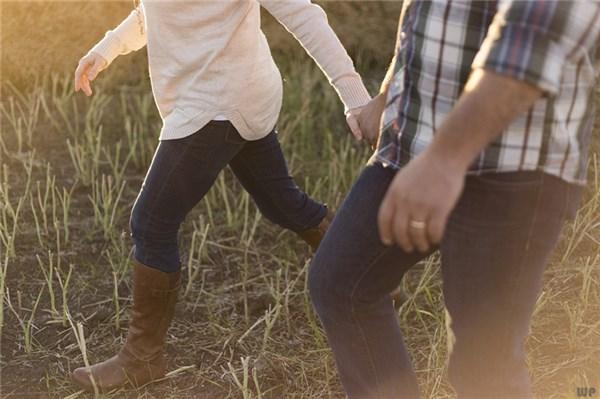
[373,0,600,184]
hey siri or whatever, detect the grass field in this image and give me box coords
[1,1,599,398]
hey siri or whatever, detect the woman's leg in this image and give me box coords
[131,121,247,271]
[228,129,328,235]
[72,121,247,392]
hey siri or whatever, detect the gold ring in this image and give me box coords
[409,220,427,229]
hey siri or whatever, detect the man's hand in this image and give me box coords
[377,149,465,253]
[74,52,108,96]
[376,70,542,252]
[356,92,386,146]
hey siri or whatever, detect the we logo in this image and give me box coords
[577,387,597,397]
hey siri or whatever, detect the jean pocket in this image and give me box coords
[452,172,546,228]
[472,171,544,190]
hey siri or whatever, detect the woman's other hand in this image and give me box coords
[74,52,108,96]
[346,105,366,142]
[356,92,386,146]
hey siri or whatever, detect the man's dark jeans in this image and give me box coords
[309,162,583,399]
[130,121,326,272]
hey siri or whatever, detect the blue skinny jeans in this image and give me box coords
[130,121,327,272]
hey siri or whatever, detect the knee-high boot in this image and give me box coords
[71,260,181,392]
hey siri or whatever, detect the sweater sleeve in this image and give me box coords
[88,3,148,66]
[259,0,371,112]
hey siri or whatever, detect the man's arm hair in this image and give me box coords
[427,69,542,172]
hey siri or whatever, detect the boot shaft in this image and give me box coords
[123,261,181,361]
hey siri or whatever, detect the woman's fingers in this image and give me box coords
[75,59,91,94]
[75,55,104,96]
[88,66,99,82]
[88,57,105,81]
[346,113,363,141]
[82,75,92,96]
[77,73,91,96]
[74,61,86,92]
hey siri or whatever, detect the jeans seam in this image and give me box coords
[137,142,193,268]
[524,175,545,252]
[349,246,393,399]
[564,181,574,220]
[500,175,545,350]
[239,167,309,231]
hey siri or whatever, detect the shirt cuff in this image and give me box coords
[88,32,123,66]
[472,22,566,95]
[333,74,372,113]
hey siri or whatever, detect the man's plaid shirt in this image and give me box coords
[373,0,600,184]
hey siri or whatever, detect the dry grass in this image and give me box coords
[1,1,599,398]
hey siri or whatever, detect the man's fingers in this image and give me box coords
[427,209,448,245]
[407,213,430,253]
[377,193,395,246]
[391,207,412,252]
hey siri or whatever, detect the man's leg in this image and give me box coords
[440,172,582,398]
[228,129,328,235]
[309,163,430,399]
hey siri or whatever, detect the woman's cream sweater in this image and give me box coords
[90,0,371,141]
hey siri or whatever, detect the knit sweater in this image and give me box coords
[90,0,372,141]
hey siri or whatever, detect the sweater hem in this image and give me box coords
[159,110,276,142]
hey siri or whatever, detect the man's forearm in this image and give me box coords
[379,54,396,96]
[427,69,543,172]
[380,6,408,96]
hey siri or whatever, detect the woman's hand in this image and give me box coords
[74,52,108,96]
[346,106,366,142]
[356,92,386,146]
[346,94,385,145]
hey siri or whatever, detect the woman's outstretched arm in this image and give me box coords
[259,0,371,114]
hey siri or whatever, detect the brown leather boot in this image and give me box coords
[296,210,335,251]
[71,260,181,392]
